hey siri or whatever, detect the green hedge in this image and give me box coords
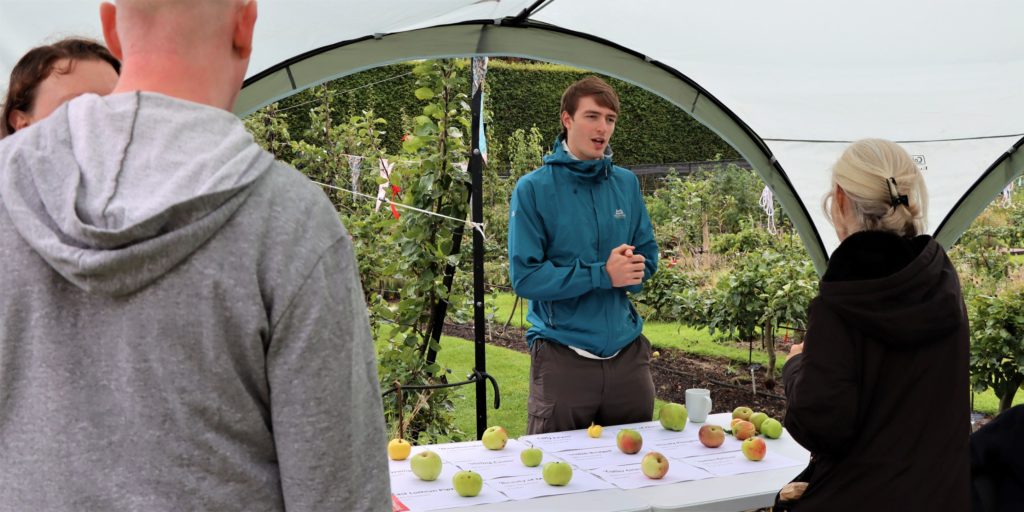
[273,60,737,167]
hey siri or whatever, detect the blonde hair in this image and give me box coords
[822,138,928,237]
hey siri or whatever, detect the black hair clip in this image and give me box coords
[887,177,909,208]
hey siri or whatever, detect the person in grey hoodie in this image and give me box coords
[0,1,390,511]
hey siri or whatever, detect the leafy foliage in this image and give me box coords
[273,60,737,167]
[968,283,1024,413]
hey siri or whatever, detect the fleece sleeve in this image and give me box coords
[267,235,391,512]
[782,299,860,456]
[508,179,612,301]
[624,176,658,294]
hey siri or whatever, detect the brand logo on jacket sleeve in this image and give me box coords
[614,208,626,220]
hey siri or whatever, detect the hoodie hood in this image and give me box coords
[0,91,274,296]
[542,135,613,181]
[817,230,965,349]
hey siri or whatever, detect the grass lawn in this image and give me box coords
[379,334,663,441]
[377,293,1022,443]
[490,292,789,366]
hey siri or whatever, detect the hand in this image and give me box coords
[789,343,804,357]
[606,244,646,287]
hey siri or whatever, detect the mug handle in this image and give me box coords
[704,396,712,413]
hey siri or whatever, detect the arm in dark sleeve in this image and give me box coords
[783,300,860,456]
[508,179,612,301]
[971,404,1024,483]
[625,176,658,294]
[268,235,391,512]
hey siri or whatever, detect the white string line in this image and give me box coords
[273,71,416,115]
[312,180,487,240]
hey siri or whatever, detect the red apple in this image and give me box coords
[698,424,726,448]
[733,420,756,440]
[742,437,767,461]
[616,428,643,454]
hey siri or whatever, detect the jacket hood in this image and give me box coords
[817,230,965,349]
[542,135,613,181]
[0,92,274,296]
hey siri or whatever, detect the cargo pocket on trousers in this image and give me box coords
[527,397,556,434]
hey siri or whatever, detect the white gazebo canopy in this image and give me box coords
[2,0,1022,272]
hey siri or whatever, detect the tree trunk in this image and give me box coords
[764,319,776,378]
[701,212,710,254]
[998,377,1022,413]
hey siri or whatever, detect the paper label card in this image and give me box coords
[390,465,510,511]
[487,470,615,501]
[591,461,713,490]
[680,450,804,477]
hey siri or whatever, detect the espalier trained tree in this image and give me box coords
[246,60,479,443]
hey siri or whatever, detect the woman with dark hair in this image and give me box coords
[2,38,120,138]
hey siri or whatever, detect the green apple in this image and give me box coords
[732,406,754,421]
[641,451,670,479]
[761,418,783,439]
[741,437,767,461]
[749,412,769,432]
[659,402,688,431]
[616,428,644,454]
[520,448,543,467]
[410,450,443,481]
[698,424,725,448]
[542,461,573,486]
[481,425,508,450]
[452,470,483,497]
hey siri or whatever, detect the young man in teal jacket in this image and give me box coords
[509,76,659,434]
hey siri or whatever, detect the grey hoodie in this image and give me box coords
[0,92,390,511]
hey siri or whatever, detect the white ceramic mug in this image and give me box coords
[685,388,712,423]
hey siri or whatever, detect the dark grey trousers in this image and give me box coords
[526,335,655,435]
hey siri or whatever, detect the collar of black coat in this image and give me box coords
[823,230,930,282]
[817,230,965,348]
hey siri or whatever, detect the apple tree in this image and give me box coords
[969,284,1024,413]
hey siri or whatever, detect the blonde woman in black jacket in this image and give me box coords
[780,139,970,510]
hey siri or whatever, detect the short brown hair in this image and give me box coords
[560,76,620,139]
[1,38,121,138]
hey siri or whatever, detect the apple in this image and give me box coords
[520,448,543,467]
[659,402,688,431]
[749,412,769,432]
[698,424,726,448]
[542,461,573,486]
[732,406,754,421]
[730,418,744,429]
[616,428,643,454]
[410,450,443,481]
[761,418,783,439]
[733,420,756,440]
[481,426,509,450]
[742,437,767,461]
[641,451,670,479]
[387,438,411,461]
[588,423,603,438]
[452,470,483,497]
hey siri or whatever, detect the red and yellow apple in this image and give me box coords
[733,420,756,440]
[698,424,726,448]
[641,451,670,479]
[742,437,767,461]
[616,428,644,454]
[481,425,508,450]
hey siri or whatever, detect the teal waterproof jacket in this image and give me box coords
[508,138,658,356]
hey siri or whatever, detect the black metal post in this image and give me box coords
[469,63,488,440]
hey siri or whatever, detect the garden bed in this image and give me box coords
[443,322,789,421]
